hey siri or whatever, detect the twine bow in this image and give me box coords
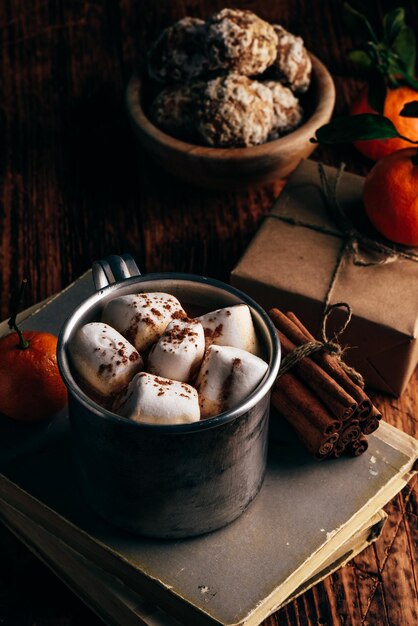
[317,163,418,312]
[277,302,364,387]
[267,162,418,318]
[267,162,418,387]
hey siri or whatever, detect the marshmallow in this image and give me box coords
[117,372,200,425]
[197,304,259,355]
[195,345,268,418]
[68,322,143,397]
[102,293,186,353]
[147,318,205,383]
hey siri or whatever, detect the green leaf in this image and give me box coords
[399,101,418,117]
[383,8,406,45]
[313,114,401,144]
[392,26,417,76]
[367,71,387,113]
[343,2,377,43]
[393,66,418,90]
[348,49,373,72]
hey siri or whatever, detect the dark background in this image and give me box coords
[1,1,417,625]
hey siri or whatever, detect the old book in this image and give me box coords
[0,272,417,626]
[0,499,181,626]
[0,499,387,626]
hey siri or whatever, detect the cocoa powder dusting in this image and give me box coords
[172,310,187,320]
[98,363,113,376]
[155,377,173,385]
[125,314,141,345]
[163,322,198,345]
[220,358,241,409]
[204,323,223,340]
[143,315,156,327]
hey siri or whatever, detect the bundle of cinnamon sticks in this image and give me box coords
[269,308,382,460]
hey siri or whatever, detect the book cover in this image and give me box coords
[0,272,417,626]
[0,499,387,626]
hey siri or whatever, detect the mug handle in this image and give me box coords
[92,254,141,291]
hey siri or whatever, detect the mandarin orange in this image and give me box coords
[363,148,418,246]
[0,330,67,422]
[350,86,418,161]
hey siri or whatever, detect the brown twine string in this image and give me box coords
[320,162,418,265]
[267,162,418,386]
[267,162,418,317]
[277,302,365,387]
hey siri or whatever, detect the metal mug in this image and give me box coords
[58,254,281,538]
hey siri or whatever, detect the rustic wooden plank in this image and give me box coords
[373,511,418,626]
[315,569,361,626]
[361,578,391,626]
[349,563,380,624]
[405,476,418,517]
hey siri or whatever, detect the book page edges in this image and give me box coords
[279,509,387,609]
[0,457,414,626]
[0,500,386,626]
[241,462,416,626]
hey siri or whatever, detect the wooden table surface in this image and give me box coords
[0,1,417,625]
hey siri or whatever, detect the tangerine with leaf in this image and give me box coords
[313,100,418,247]
[344,3,418,160]
[350,86,418,161]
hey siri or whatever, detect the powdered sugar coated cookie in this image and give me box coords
[207,9,278,76]
[197,74,274,147]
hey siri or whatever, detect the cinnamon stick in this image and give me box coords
[269,306,381,460]
[317,437,338,458]
[272,385,339,459]
[346,434,369,456]
[361,418,380,435]
[277,329,357,421]
[332,443,346,459]
[282,310,372,417]
[332,420,362,457]
[339,420,361,446]
[275,371,342,435]
[360,404,382,434]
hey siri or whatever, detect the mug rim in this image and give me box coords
[57,272,281,433]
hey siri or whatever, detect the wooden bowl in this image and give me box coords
[126,54,335,191]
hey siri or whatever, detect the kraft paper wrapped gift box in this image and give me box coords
[231,159,418,396]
